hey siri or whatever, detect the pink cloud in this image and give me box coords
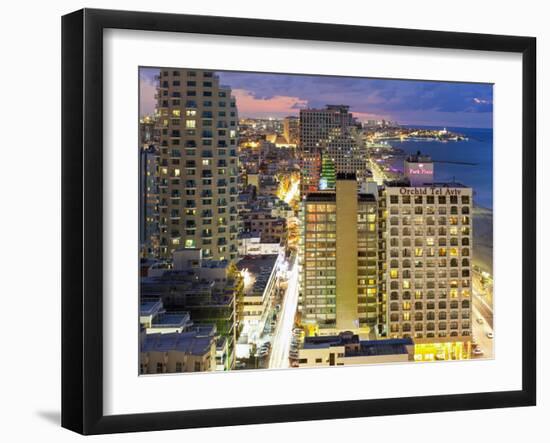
[232,89,308,118]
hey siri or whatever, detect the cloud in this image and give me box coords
[138,68,493,127]
[139,68,158,116]
[232,89,308,118]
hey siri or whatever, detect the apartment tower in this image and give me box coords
[299,105,366,194]
[299,173,379,334]
[156,69,239,261]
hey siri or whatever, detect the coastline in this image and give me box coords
[473,205,493,275]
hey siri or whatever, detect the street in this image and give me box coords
[471,285,494,359]
[269,258,299,369]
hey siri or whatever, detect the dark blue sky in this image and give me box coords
[140,68,493,128]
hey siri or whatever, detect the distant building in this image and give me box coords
[139,115,159,145]
[238,233,283,256]
[241,209,287,244]
[404,151,434,187]
[140,299,193,334]
[236,254,283,352]
[140,249,239,369]
[297,332,413,367]
[140,326,217,374]
[140,145,159,257]
[299,105,366,194]
[283,116,299,145]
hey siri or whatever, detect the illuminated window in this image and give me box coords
[186,109,197,116]
[390,269,398,279]
[172,109,181,117]
[186,120,196,128]
[174,168,180,177]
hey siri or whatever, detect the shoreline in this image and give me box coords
[473,205,493,276]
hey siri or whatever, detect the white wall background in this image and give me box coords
[0,0,546,441]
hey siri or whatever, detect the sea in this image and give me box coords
[390,126,493,210]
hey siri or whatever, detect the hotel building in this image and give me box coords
[156,69,239,261]
[299,154,473,360]
[299,105,367,194]
[299,173,380,334]
[384,183,473,359]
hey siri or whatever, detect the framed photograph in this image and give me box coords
[62,8,536,435]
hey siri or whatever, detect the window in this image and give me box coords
[175,362,183,372]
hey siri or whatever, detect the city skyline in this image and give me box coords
[139,67,493,374]
[140,67,493,128]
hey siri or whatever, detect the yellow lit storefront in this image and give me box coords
[414,340,472,361]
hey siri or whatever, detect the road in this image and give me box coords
[471,282,494,359]
[472,305,494,359]
[269,259,299,369]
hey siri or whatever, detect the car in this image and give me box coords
[473,348,484,356]
[293,328,303,334]
[235,361,247,369]
[262,342,272,348]
[486,332,494,339]
[476,318,484,324]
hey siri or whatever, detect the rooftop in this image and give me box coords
[305,191,377,203]
[141,331,214,356]
[385,179,468,188]
[140,299,163,317]
[151,312,192,328]
[303,333,413,357]
[237,254,279,295]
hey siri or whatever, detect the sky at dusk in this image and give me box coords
[139,67,493,128]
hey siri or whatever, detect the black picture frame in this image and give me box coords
[62,8,537,435]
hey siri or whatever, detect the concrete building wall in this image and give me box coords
[156,69,239,261]
[335,179,358,330]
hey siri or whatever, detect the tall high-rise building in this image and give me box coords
[299,105,367,195]
[298,160,474,360]
[283,116,299,145]
[140,145,160,257]
[299,173,380,334]
[156,69,240,261]
[384,184,473,360]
